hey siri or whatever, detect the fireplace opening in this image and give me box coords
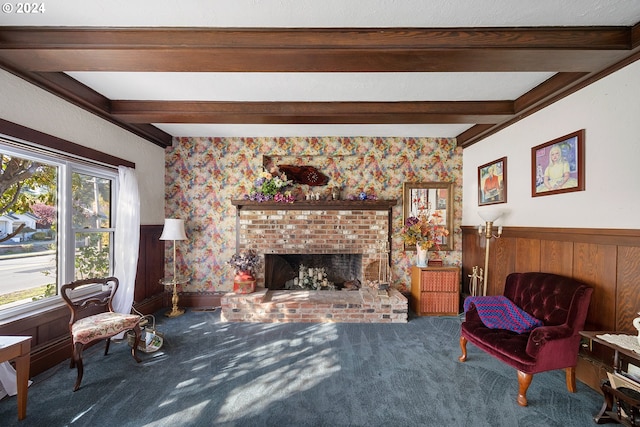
[264,254,362,290]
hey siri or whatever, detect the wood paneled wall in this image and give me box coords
[135,224,165,310]
[462,226,640,333]
[0,224,165,376]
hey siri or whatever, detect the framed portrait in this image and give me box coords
[531,129,585,197]
[478,157,507,206]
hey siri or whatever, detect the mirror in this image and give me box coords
[402,182,454,251]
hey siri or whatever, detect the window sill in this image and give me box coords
[0,284,102,326]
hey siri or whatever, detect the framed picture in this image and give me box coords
[531,129,585,197]
[478,157,507,206]
[402,182,454,252]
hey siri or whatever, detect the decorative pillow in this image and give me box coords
[464,295,543,334]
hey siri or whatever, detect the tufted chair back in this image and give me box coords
[504,272,590,327]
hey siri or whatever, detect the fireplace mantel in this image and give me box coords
[231,199,397,211]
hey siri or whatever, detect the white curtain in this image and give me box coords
[112,166,140,315]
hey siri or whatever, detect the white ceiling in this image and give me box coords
[2,0,640,139]
[66,71,554,137]
[3,0,640,27]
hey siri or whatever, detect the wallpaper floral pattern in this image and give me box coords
[165,136,462,292]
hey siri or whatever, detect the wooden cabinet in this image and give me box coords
[410,266,460,316]
[581,331,640,426]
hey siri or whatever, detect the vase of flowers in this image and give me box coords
[244,167,295,203]
[415,243,428,267]
[399,211,449,267]
[228,250,261,294]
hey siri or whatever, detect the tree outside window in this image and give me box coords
[72,173,113,280]
[0,153,57,308]
[0,149,116,313]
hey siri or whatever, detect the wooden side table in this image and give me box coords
[410,266,460,316]
[580,331,640,426]
[0,336,31,421]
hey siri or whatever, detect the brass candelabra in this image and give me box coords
[477,210,504,296]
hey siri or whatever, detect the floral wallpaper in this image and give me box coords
[165,136,463,292]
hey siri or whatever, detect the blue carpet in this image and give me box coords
[0,309,603,426]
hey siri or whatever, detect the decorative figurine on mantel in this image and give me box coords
[330,186,342,200]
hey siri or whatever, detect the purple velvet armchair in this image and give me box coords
[458,272,593,406]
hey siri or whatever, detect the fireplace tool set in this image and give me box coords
[374,240,391,293]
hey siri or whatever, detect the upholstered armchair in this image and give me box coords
[61,277,142,391]
[458,272,593,406]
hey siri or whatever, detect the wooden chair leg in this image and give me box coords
[72,342,85,392]
[458,336,468,362]
[104,337,111,356]
[565,367,577,392]
[69,342,76,369]
[517,371,533,406]
[130,324,142,363]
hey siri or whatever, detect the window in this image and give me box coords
[0,140,118,319]
[72,172,114,280]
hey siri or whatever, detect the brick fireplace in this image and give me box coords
[234,200,396,282]
[221,199,408,323]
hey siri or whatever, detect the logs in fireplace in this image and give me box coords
[264,253,362,290]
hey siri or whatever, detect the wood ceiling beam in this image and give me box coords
[633,22,640,49]
[110,100,513,124]
[0,27,633,73]
[37,72,173,147]
[457,72,593,147]
[457,48,640,147]
[0,27,630,48]
[0,65,172,148]
[0,49,629,73]
[1,26,638,147]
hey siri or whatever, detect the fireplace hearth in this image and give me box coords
[221,287,408,323]
[229,200,402,322]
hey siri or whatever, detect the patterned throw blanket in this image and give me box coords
[464,295,543,334]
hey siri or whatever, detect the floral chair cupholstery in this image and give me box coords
[61,277,142,391]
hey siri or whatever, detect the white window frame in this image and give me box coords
[0,139,119,323]
[69,165,117,281]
